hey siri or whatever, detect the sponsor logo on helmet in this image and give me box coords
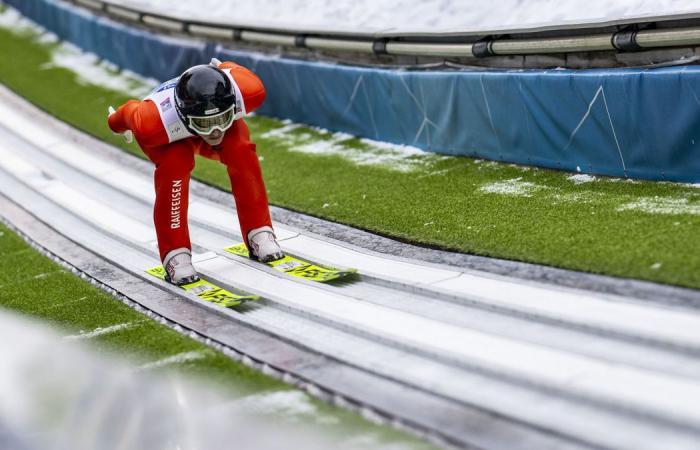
[205,107,220,115]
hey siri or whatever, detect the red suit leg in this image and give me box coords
[142,140,197,261]
[215,120,273,246]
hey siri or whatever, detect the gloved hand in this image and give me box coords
[107,106,134,144]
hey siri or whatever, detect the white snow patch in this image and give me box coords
[63,322,138,340]
[233,391,318,417]
[358,137,428,157]
[137,350,210,370]
[0,6,157,97]
[568,174,597,184]
[40,42,158,97]
[618,197,700,216]
[109,0,700,37]
[36,31,59,44]
[0,6,40,32]
[259,123,302,139]
[0,7,60,47]
[479,178,544,197]
[262,123,437,173]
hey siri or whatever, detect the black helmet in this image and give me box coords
[175,64,238,136]
[175,64,236,118]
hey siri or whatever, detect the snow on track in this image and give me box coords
[2,85,700,448]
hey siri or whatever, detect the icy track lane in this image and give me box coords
[2,85,700,449]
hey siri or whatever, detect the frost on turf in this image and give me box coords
[0,6,158,97]
[479,178,544,197]
[40,42,159,97]
[568,174,597,184]
[618,197,700,216]
[259,123,443,173]
[0,5,37,32]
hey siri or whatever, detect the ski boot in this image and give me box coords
[163,248,200,286]
[248,226,285,262]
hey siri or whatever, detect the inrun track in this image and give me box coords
[2,81,700,449]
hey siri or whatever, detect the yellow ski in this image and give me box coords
[224,243,357,283]
[146,265,259,308]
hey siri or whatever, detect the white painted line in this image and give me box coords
[136,350,210,371]
[63,322,138,340]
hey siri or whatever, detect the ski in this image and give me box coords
[145,265,259,307]
[224,243,357,283]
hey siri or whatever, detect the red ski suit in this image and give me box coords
[108,61,272,261]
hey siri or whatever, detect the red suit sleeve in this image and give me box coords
[219,61,267,112]
[107,99,170,148]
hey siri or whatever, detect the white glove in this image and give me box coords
[108,106,134,144]
[210,57,222,67]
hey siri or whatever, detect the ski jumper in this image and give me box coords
[107,61,271,261]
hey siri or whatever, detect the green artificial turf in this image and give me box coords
[0,13,699,291]
[0,221,435,448]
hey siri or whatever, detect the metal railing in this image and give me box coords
[71,0,700,59]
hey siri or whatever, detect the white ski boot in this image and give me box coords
[248,226,284,262]
[163,248,200,286]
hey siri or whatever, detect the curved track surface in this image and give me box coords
[2,85,700,449]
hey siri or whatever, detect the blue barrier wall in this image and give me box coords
[7,0,700,182]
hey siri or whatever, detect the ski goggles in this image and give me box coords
[187,105,242,136]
